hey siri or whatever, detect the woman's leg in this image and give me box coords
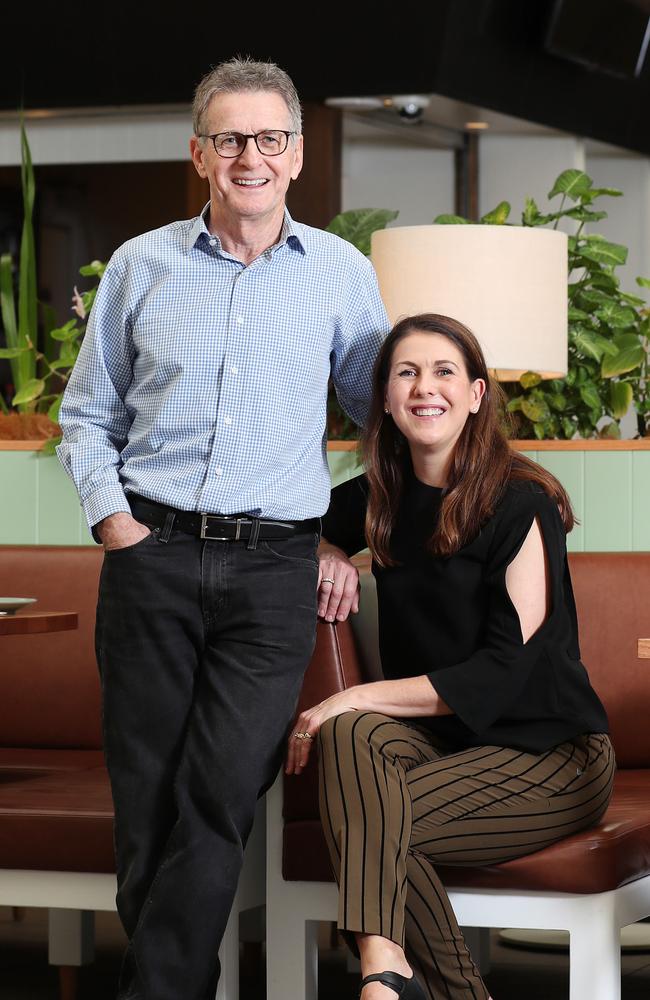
[319,713,614,1000]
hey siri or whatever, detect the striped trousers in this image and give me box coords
[318,712,615,1000]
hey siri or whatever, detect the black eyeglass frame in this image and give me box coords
[198,130,296,158]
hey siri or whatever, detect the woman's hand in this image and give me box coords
[318,540,360,622]
[285,688,359,775]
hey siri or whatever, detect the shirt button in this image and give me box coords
[224,416,232,425]
[209,238,217,246]
[230,366,238,375]
[215,467,223,476]
[236,316,244,325]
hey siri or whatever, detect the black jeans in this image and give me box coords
[95,527,319,1000]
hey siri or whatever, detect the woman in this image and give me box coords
[286,314,614,1000]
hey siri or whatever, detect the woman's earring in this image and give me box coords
[384,408,390,415]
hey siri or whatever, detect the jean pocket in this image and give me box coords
[104,529,158,557]
[260,532,319,567]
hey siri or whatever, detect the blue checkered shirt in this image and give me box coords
[57,208,388,527]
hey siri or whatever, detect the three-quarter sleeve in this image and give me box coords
[321,474,369,556]
[428,486,568,736]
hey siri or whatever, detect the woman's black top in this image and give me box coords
[322,470,608,754]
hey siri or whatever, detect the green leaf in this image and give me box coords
[506,397,523,412]
[601,344,645,377]
[50,320,80,341]
[564,206,608,223]
[636,276,650,288]
[589,271,620,292]
[519,370,542,389]
[598,421,621,439]
[561,417,576,438]
[432,214,471,225]
[522,197,540,226]
[326,208,399,256]
[618,291,646,307]
[589,187,623,198]
[609,380,633,419]
[572,328,606,361]
[521,397,550,422]
[579,384,602,411]
[533,422,547,441]
[47,396,62,423]
[548,393,567,411]
[78,260,106,278]
[579,240,628,267]
[594,303,636,329]
[613,332,643,350]
[548,169,593,201]
[0,346,28,358]
[12,377,45,405]
[568,306,590,322]
[480,201,510,225]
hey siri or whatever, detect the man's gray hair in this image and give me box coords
[192,57,302,137]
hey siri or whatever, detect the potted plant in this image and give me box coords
[0,125,104,448]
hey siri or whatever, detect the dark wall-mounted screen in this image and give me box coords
[546,0,650,78]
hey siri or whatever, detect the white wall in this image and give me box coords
[0,109,192,166]
[342,135,455,225]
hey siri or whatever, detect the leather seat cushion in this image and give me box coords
[283,770,650,894]
[0,751,114,873]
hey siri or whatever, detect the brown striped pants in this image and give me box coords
[318,712,615,1000]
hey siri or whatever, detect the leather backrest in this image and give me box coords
[0,545,104,749]
[283,618,366,822]
[569,552,650,768]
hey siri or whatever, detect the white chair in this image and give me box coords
[0,796,265,1000]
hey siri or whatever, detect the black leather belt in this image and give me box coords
[127,493,320,543]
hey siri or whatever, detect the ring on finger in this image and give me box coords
[293,731,313,741]
[321,577,335,585]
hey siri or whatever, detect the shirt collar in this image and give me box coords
[186,203,306,256]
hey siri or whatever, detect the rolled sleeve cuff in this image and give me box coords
[82,484,132,538]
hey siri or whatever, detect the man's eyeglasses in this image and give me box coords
[199,130,296,158]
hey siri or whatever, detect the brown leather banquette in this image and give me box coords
[0,546,112,873]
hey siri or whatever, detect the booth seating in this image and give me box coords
[0,545,263,1000]
[267,552,650,1000]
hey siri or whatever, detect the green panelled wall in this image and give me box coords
[1,447,649,550]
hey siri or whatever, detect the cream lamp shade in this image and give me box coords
[371,225,568,380]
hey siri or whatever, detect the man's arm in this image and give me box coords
[57,261,141,544]
[330,254,389,427]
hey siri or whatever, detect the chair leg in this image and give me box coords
[462,926,491,975]
[267,913,318,1000]
[48,909,94,966]
[58,966,79,1000]
[568,903,620,1000]
[216,906,239,1000]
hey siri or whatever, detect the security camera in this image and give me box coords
[391,95,430,121]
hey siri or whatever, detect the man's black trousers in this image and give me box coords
[95,527,319,1000]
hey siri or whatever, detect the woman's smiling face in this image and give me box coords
[385,330,486,462]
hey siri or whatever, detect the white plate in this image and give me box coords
[0,597,37,616]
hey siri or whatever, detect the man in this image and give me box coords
[57,57,388,1000]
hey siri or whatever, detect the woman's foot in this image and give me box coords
[356,933,420,999]
[359,970,426,999]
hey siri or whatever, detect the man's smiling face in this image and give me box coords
[190,90,303,227]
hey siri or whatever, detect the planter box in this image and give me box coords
[1,440,649,550]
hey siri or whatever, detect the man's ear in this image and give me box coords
[189,136,208,179]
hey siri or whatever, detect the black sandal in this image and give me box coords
[359,970,427,998]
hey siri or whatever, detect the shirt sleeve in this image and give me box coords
[428,486,568,736]
[330,252,389,428]
[321,475,369,556]
[56,258,134,530]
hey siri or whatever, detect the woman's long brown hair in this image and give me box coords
[362,314,574,566]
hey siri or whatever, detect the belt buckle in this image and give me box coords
[200,514,244,541]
